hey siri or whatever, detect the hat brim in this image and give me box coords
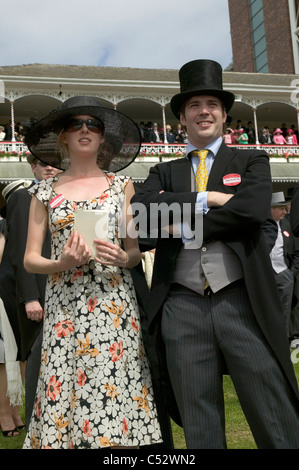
[170,89,235,119]
[24,104,141,172]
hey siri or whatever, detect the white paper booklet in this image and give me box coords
[73,209,109,258]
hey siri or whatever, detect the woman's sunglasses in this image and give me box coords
[64,118,104,133]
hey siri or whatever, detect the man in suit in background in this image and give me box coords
[132,59,299,448]
[0,155,60,429]
[270,192,299,340]
[291,186,299,237]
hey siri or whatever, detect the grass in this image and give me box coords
[1,362,298,450]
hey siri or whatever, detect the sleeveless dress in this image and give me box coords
[23,173,162,449]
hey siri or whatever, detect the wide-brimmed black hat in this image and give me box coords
[23,96,141,172]
[170,60,235,119]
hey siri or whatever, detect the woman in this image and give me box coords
[22,96,162,449]
[273,128,287,145]
[237,128,248,145]
[286,128,298,145]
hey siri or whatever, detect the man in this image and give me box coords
[269,192,299,339]
[146,123,162,143]
[132,59,299,448]
[291,186,299,237]
[259,127,272,144]
[0,154,60,429]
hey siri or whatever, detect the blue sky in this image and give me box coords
[1,0,233,70]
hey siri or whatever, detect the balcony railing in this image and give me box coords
[0,141,299,162]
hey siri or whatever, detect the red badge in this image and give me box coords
[49,194,64,208]
[283,231,290,237]
[223,174,242,186]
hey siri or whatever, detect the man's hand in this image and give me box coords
[25,300,44,322]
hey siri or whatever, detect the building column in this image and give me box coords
[161,105,167,145]
[10,100,16,142]
[253,107,260,144]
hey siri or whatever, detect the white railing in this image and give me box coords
[138,143,299,161]
[0,141,299,163]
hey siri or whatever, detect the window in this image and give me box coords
[248,0,269,72]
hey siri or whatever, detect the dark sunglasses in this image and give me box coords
[37,160,49,167]
[64,118,104,133]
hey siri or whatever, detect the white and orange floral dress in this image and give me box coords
[23,173,162,449]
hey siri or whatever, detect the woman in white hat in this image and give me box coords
[22,96,162,449]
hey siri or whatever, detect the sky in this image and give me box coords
[1,0,232,71]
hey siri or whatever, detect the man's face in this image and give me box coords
[32,161,61,181]
[180,95,227,148]
[271,206,287,222]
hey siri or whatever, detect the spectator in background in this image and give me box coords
[0,126,5,141]
[0,156,60,431]
[286,129,298,145]
[223,127,234,144]
[269,192,299,339]
[260,127,272,144]
[273,128,287,145]
[291,186,299,237]
[146,122,162,143]
[165,125,176,143]
[237,127,248,144]
[246,121,256,144]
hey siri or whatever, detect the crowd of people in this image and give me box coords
[138,120,299,146]
[1,117,298,148]
[0,58,299,450]
[0,122,25,142]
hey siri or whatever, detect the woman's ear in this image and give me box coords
[59,131,68,145]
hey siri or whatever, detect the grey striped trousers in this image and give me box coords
[161,282,299,449]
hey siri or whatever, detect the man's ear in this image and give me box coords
[180,113,186,126]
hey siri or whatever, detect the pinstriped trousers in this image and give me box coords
[161,282,299,449]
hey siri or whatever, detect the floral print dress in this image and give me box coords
[23,173,162,449]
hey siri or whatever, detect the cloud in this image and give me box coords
[1,0,232,70]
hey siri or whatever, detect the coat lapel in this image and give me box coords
[207,142,235,190]
[171,157,193,192]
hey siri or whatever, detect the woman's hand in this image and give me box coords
[94,239,128,268]
[59,231,91,270]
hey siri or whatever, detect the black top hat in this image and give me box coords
[170,60,235,119]
[23,96,141,173]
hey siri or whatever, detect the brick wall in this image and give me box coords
[263,0,295,74]
[228,0,295,73]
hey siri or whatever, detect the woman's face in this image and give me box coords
[60,114,105,156]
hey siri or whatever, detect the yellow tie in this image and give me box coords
[191,150,210,291]
[193,150,209,192]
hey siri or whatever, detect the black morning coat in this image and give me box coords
[132,142,299,424]
[0,185,50,361]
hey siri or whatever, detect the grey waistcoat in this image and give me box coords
[172,170,243,295]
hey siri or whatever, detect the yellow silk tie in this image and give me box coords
[193,150,209,192]
[191,149,210,290]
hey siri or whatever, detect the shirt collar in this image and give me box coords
[186,136,223,159]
